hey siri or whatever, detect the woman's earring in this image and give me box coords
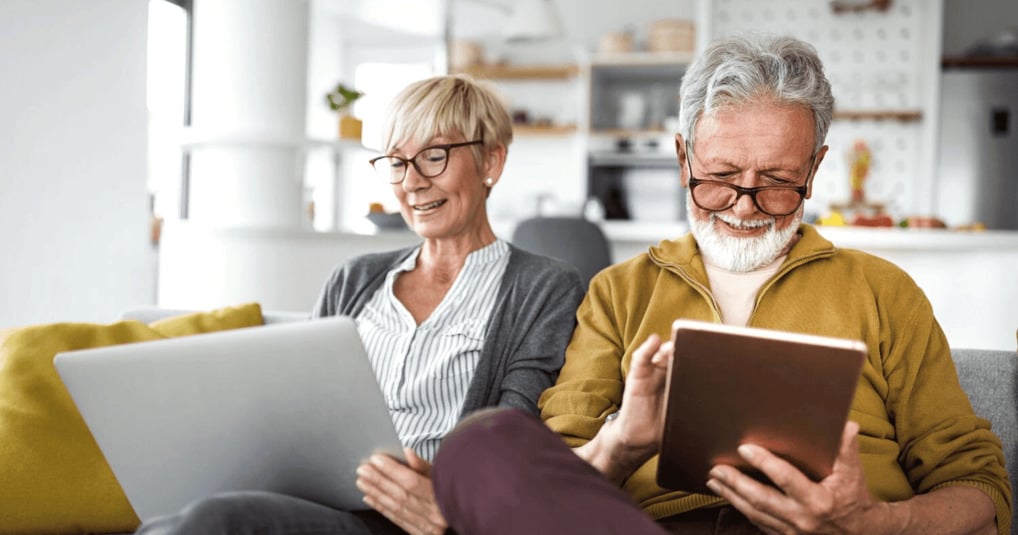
[485,177,494,186]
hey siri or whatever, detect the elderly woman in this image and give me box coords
[137,75,585,535]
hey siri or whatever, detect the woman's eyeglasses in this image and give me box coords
[368,140,483,184]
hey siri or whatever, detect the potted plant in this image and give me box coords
[325,83,365,140]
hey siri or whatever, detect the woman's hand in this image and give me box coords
[356,448,448,535]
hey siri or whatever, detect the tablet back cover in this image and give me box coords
[656,320,866,494]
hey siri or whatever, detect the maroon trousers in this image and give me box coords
[432,408,762,535]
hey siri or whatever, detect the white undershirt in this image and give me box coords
[703,255,786,327]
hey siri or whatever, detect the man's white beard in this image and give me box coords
[686,193,801,272]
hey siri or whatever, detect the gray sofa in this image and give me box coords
[954,348,1018,532]
[123,308,1018,532]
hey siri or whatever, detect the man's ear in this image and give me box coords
[805,145,829,199]
[675,134,690,188]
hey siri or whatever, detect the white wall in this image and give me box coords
[0,0,153,328]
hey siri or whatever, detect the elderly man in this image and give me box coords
[429,35,1011,535]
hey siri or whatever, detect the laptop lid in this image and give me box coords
[55,316,403,521]
[656,319,866,494]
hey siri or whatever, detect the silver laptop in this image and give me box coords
[54,315,404,521]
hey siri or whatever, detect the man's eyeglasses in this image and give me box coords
[685,143,814,217]
[368,140,483,184]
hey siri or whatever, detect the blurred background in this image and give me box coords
[1,0,1015,348]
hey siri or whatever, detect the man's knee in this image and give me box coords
[443,407,544,451]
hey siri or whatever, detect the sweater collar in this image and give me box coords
[648,223,837,282]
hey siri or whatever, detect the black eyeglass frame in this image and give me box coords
[368,140,483,184]
[684,142,816,217]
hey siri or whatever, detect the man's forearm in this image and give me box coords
[878,486,997,535]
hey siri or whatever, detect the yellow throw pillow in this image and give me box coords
[0,303,263,534]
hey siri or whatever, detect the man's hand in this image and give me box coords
[356,448,448,535]
[575,328,673,484]
[705,421,890,534]
[614,332,673,451]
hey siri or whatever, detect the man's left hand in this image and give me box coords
[356,448,449,535]
[705,421,891,534]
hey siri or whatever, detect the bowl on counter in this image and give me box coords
[366,211,408,231]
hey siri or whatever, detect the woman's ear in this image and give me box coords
[483,144,508,184]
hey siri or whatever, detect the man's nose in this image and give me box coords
[730,190,759,217]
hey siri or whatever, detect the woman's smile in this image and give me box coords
[411,199,447,212]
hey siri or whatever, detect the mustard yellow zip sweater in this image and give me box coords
[539,224,1011,534]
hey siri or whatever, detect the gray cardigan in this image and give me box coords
[312,243,585,417]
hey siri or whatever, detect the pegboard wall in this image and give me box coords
[708,0,940,218]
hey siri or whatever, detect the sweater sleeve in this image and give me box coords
[538,271,628,447]
[882,283,1011,534]
[494,259,585,415]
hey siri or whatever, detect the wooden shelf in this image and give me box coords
[592,51,695,66]
[454,64,579,80]
[590,128,670,137]
[513,124,577,136]
[832,109,922,122]
[941,56,1018,69]
[177,129,367,150]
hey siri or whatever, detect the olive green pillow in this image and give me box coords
[0,303,263,534]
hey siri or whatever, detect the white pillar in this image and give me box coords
[188,0,310,228]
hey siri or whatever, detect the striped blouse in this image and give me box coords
[354,239,509,461]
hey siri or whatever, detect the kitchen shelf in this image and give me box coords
[590,128,670,136]
[454,63,579,80]
[832,109,923,122]
[177,129,366,151]
[592,51,696,67]
[941,56,1018,69]
[513,124,578,136]
[589,151,677,168]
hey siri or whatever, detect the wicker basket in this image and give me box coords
[648,19,695,53]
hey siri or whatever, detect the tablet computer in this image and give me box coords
[656,319,866,494]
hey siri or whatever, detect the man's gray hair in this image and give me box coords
[678,35,834,154]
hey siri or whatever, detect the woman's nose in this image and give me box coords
[401,163,429,191]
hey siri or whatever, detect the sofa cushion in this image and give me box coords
[0,303,263,534]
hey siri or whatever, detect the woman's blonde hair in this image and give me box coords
[380,74,514,173]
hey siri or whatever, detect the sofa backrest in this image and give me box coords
[952,348,1018,533]
[120,307,307,325]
